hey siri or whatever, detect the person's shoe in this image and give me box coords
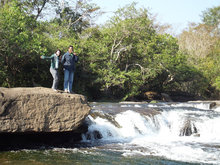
[64,89,68,93]
[52,88,57,92]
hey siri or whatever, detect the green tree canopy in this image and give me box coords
[202,6,220,28]
[0,1,217,101]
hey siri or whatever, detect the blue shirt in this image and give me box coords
[61,51,79,71]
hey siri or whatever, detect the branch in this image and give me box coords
[68,8,99,29]
[159,63,175,84]
[125,63,145,73]
[110,34,125,60]
[35,0,47,21]
[125,63,151,81]
[115,47,126,62]
[110,35,117,58]
[68,13,85,29]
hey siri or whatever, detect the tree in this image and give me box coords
[77,3,202,100]
[177,6,220,98]
[0,0,49,87]
[16,0,59,20]
[54,0,100,33]
[202,5,220,32]
[178,23,218,60]
[0,0,213,100]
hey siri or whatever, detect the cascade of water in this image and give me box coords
[82,102,220,164]
[169,102,212,110]
[83,103,220,142]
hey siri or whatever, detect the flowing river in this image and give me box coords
[0,102,220,165]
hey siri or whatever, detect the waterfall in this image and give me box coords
[81,102,220,164]
[82,108,219,141]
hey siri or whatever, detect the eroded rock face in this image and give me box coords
[0,87,91,133]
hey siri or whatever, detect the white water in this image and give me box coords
[82,102,220,164]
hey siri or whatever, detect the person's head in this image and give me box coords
[55,49,61,56]
[68,45,73,53]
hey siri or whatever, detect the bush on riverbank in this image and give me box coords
[0,1,219,101]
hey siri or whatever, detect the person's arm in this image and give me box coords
[61,53,66,64]
[74,53,79,63]
[40,54,54,60]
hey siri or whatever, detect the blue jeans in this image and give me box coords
[64,69,74,92]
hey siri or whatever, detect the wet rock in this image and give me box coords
[210,102,217,109]
[0,87,91,133]
[193,133,200,137]
[179,119,198,136]
[90,112,121,128]
[149,100,159,103]
[188,100,220,110]
[84,130,103,140]
[136,108,162,117]
[144,91,161,100]
[93,130,103,139]
[161,93,173,102]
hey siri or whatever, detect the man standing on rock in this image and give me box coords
[61,45,79,93]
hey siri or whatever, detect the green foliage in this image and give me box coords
[177,5,220,98]
[75,4,207,100]
[0,0,49,87]
[214,76,220,90]
[202,6,220,28]
[0,1,217,101]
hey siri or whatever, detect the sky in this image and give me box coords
[91,0,220,34]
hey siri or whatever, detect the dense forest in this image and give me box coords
[0,0,220,101]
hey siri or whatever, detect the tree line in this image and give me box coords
[0,0,220,101]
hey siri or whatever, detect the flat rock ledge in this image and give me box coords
[0,87,91,133]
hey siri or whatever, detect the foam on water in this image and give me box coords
[83,102,220,164]
[169,102,212,110]
[214,106,220,112]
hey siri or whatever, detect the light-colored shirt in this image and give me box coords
[41,54,59,69]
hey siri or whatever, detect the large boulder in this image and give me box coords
[0,87,91,133]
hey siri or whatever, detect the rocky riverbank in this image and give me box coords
[0,87,91,150]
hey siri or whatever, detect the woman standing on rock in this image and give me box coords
[40,49,61,91]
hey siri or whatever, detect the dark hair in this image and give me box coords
[55,49,61,56]
[69,45,73,49]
